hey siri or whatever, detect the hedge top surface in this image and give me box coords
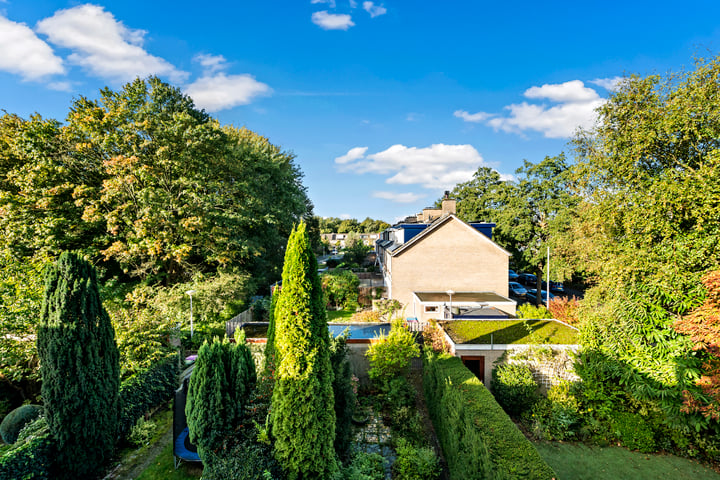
[440,319,578,345]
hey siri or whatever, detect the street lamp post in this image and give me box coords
[446,289,455,319]
[185,289,196,338]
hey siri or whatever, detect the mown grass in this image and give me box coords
[440,319,578,345]
[327,307,355,322]
[135,440,202,480]
[534,441,720,480]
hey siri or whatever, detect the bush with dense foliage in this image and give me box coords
[0,427,53,480]
[37,252,119,479]
[526,380,583,441]
[118,352,179,440]
[516,303,552,319]
[271,222,337,479]
[321,269,360,310]
[392,438,441,480]
[491,362,539,417]
[0,404,42,445]
[342,451,386,480]
[423,352,556,480]
[366,318,420,388]
[547,296,581,325]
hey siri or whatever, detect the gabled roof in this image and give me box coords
[389,214,510,257]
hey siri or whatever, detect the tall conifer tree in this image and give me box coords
[271,222,337,479]
[37,252,120,479]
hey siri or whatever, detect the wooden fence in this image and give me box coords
[225,307,254,338]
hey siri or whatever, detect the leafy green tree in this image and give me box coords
[329,332,356,458]
[37,252,120,479]
[321,270,360,309]
[337,218,360,234]
[366,318,420,388]
[441,166,505,223]
[497,155,578,303]
[270,222,337,479]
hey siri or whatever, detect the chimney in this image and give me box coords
[441,192,456,216]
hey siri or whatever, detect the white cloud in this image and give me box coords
[193,53,227,74]
[339,213,352,220]
[47,81,73,91]
[0,15,64,80]
[336,143,485,189]
[406,112,423,122]
[591,76,624,92]
[372,191,426,203]
[335,146,368,164]
[184,73,271,112]
[311,0,337,7]
[36,4,187,84]
[453,110,492,123]
[349,0,358,7]
[312,11,355,30]
[457,80,605,138]
[363,1,387,17]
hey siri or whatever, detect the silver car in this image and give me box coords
[508,281,527,298]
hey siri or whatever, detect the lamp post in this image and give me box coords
[446,289,455,319]
[185,289,196,338]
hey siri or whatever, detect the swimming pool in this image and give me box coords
[230,322,390,343]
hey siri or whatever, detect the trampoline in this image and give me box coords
[173,372,202,468]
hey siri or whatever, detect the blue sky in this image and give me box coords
[2,1,720,223]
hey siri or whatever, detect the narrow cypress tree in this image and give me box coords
[37,252,120,479]
[271,222,337,479]
[186,335,256,460]
[186,339,231,459]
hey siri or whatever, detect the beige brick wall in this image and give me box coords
[390,218,509,315]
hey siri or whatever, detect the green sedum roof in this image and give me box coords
[439,319,578,345]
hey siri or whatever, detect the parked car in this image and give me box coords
[518,273,537,286]
[508,269,519,281]
[527,288,555,304]
[508,281,527,298]
[549,281,564,293]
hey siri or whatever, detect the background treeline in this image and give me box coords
[316,216,390,234]
[0,77,313,408]
[443,57,720,455]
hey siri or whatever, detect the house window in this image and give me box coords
[424,305,438,313]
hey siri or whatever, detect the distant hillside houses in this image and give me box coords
[321,232,380,247]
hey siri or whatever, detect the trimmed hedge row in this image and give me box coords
[423,352,556,480]
[0,432,53,480]
[118,353,180,440]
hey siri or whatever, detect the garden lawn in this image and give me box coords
[135,440,202,480]
[440,320,578,345]
[328,307,355,322]
[534,441,720,480]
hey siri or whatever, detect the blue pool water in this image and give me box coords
[327,323,390,339]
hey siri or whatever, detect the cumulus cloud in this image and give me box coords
[335,146,368,164]
[363,1,387,17]
[0,15,64,80]
[312,11,355,30]
[193,53,228,74]
[184,73,271,112]
[591,76,624,92]
[311,0,337,7]
[36,4,187,83]
[456,80,605,138]
[336,143,485,189]
[453,110,492,123]
[372,191,426,203]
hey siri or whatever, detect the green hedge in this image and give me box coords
[423,352,556,480]
[0,431,53,480]
[118,353,180,440]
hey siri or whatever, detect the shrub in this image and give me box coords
[392,438,440,480]
[390,407,424,446]
[385,377,415,408]
[118,353,179,440]
[202,435,281,480]
[609,411,656,453]
[15,415,48,445]
[343,451,386,480]
[527,381,582,441]
[128,417,157,447]
[0,405,42,444]
[330,332,356,458]
[366,318,420,388]
[491,363,539,417]
[0,430,53,480]
[547,296,581,325]
[517,303,551,319]
[423,352,556,480]
[422,321,450,354]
